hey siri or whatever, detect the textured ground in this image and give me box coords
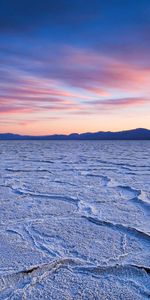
[0,140,150,299]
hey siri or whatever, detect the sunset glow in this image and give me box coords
[0,0,150,134]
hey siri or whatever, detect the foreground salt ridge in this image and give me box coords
[0,141,150,299]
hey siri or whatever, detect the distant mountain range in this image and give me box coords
[0,128,150,140]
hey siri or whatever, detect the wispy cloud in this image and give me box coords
[86,97,148,110]
[0,44,150,132]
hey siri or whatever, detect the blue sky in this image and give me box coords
[0,0,150,134]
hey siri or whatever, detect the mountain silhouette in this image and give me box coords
[0,128,150,140]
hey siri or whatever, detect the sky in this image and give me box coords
[0,0,150,135]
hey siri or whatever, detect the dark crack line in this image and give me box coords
[82,215,150,241]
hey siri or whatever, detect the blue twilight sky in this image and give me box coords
[0,0,150,134]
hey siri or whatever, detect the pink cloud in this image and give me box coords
[86,97,148,110]
[48,46,150,93]
[1,45,150,121]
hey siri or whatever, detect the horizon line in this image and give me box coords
[0,127,150,137]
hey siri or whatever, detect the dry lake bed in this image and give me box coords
[0,141,150,299]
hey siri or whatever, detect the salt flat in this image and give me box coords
[0,141,150,299]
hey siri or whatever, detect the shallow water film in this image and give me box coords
[0,140,150,299]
